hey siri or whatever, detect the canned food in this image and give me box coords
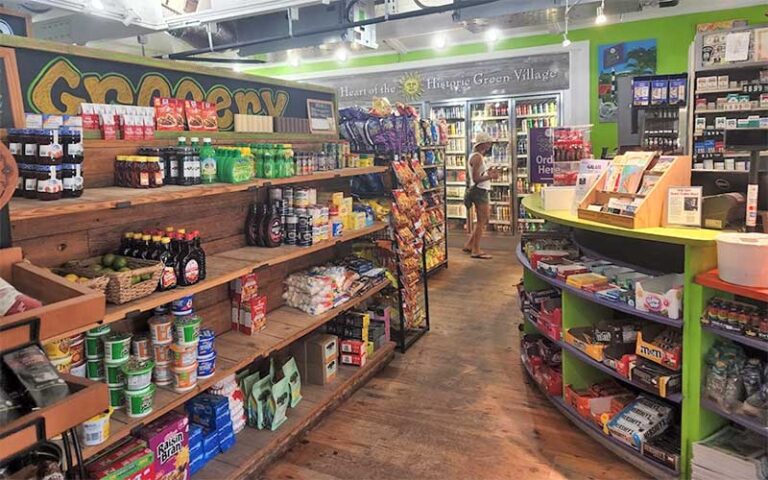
[153,361,172,385]
[197,329,215,356]
[171,295,194,316]
[152,342,171,363]
[148,315,174,344]
[43,338,71,359]
[173,315,202,345]
[170,342,198,368]
[132,334,151,360]
[103,333,132,363]
[86,359,105,380]
[105,361,127,385]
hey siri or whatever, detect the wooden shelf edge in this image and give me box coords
[9,167,387,222]
[203,342,396,480]
[80,281,392,461]
[45,224,389,341]
[694,269,768,303]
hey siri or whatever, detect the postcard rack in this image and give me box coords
[577,153,692,229]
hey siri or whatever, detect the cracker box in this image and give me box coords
[136,411,190,480]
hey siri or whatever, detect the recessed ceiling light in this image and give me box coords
[595,4,607,24]
[485,28,500,44]
[335,47,348,62]
[433,33,447,50]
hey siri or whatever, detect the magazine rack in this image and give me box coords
[577,154,692,229]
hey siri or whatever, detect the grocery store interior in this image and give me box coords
[0,1,766,479]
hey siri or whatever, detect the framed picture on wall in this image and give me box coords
[0,47,24,129]
[307,99,337,134]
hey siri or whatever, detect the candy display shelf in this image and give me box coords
[519,192,726,479]
[10,166,388,222]
[195,342,395,479]
[44,223,388,342]
[700,324,768,353]
[81,280,391,460]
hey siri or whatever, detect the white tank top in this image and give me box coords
[469,152,491,190]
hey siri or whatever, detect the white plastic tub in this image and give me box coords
[716,232,768,287]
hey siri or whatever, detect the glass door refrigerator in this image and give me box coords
[512,94,562,234]
[468,98,513,234]
[430,102,468,229]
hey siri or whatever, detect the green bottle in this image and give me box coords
[262,144,276,179]
[254,144,264,178]
[200,138,217,184]
[190,137,200,152]
[284,144,295,178]
[275,145,286,178]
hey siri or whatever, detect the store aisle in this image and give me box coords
[257,247,649,480]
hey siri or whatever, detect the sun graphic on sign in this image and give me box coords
[398,72,424,101]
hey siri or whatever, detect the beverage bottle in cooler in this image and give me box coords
[253,144,264,178]
[263,144,276,179]
[274,145,287,178]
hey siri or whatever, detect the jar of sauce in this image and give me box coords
[6,129,23,197]
[148,156,163,188]
[37,129,63,201]
[22,129,39,199]
[61,127,84,198]
[162,147,178,185]
[177,147,200,186]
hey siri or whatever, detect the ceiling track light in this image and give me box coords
[562,0,571,48]
[595,0,607,25]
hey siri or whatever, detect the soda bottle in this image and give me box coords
[200,138,217,184]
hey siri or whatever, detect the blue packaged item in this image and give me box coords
[197,351,216,379]
[218,427,236,452]
[190,455,205,476]
[186,394,230,428]
[188,423,203,448]
[198,329,216,355]
[189,443,203,461]
[202,429,220,460]
[172,295,193,316]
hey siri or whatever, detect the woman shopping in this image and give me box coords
[463,132,499,259]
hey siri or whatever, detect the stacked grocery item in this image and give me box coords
[518,286,562,341]
[391,156,428,330]
[324,308,388,367]
[520,333,562,396]
[245,187,376,249]
[702,297,767,344]
[338,102,418,154]
[80,103,156,139]
[522,236,684,320]
[702,341,768,422]
[230,273,268,336]
[283,256,387,316]
[564,380,680,472]
[7,125,84,201]
[186,394,236,474]
[239,356,303,432]
[692,425,767,480]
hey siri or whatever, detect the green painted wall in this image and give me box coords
[248,6,767,152]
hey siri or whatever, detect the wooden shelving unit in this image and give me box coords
[44,223,388,342]
[196,342,395,479]
[10,167,387,222]
[82,280,391,460]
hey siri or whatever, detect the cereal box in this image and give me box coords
[136,411,189,480]
[184,100,206,132]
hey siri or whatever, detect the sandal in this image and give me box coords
[471,253,493,259]
[462,248,472,254]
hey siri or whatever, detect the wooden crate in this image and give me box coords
[0,247,106,349]
[0,374,108,461]
[577,155,692,229]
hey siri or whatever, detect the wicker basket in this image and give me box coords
[50,267,110,294]
[69,257,163,304]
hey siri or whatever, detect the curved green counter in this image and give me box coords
[519,194,735,480]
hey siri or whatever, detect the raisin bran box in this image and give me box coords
[136,411,190,480]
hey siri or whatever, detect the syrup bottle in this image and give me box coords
[245,202,262,246]
[191,230,206,280]
[178,233,201,286]
[157,237,178,291]
[263,202,283,248]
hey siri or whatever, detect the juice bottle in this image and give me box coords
[253,144,264,178]
[274,145,286,178]
[200,138,217,184]
[157,237,178,291]
[262,144,275,179]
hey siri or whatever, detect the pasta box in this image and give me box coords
[635,274,684,320]
[136,411,189,480]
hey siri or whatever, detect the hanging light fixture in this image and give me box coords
[433,33,447,50]
[335,46,349,62]
[595,0,607,24]
[562,0,571,48]
[561,34,571,47]
[485,28,500,44]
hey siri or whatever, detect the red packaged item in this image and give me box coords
[184,100,205,131]
[80,103,99,130]
[239,295,267,336]
[154,97,184,131]
[0,277,42,315]
[136,411,189,480]
[203,102,218,131]
[86,438,146,476]
[100,113,117,140]
[340,351,367,367]
[339,339,366,355]
[529,250,570,270]
[142,115,155,140]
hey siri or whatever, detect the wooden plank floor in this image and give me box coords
[255,247,650,480]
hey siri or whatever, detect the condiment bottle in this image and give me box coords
[200,138,217,184]
[177,233,201,286]
[191,230,206,280]
[120,232,134,257]
[157,237,177,291]
[61,127,84,198]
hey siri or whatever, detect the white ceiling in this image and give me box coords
[5,0,767,67]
